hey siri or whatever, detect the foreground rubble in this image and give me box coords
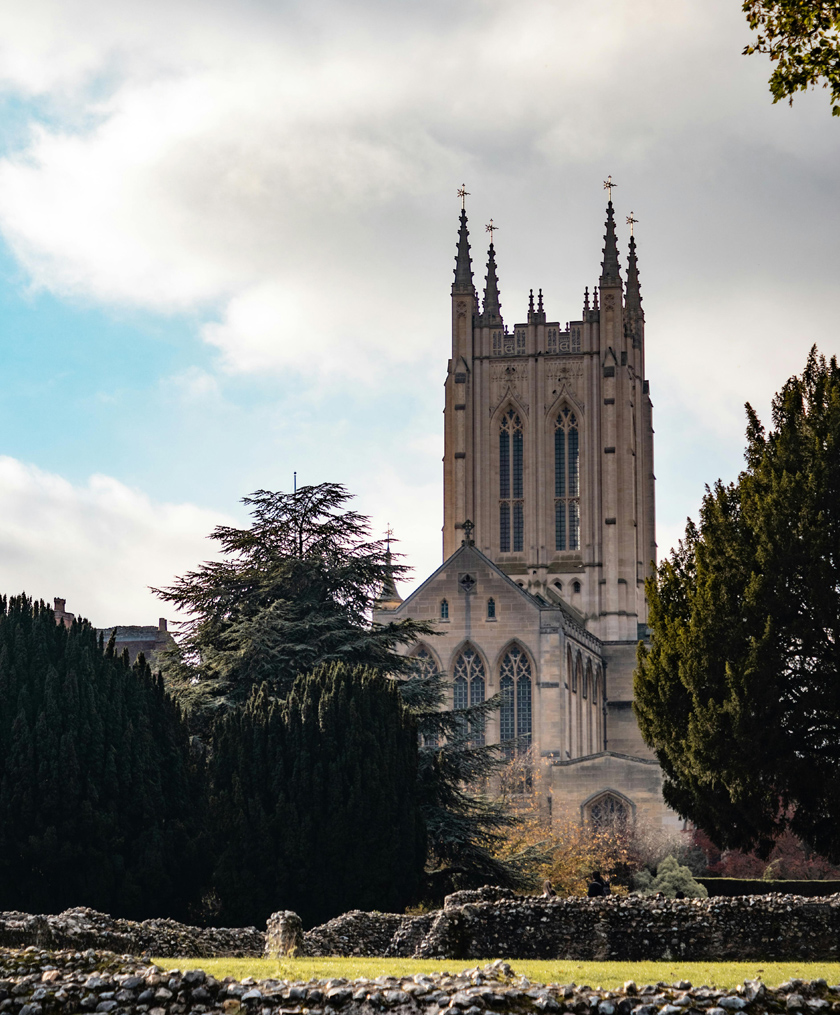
[1,948,839,1015]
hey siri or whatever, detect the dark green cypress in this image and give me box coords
[208,662,424,928]
[0,595,201,919]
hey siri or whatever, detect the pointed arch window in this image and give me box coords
[412,647,439,746]
[586,792,630,830]
[500,409,524,553]
[453,647,486,746]
[487,597,496,619]
[555,407,580,551]
[499,645,532,758]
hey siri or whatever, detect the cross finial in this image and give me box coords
[457,184,470,210]
[462,518,475,545]
[626,211,638,236]
[485,219,498,245]
[385,524,394,552]
[603,175,617,202]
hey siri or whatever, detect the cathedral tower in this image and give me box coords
[443,196,656,646]
[378,187,676,830]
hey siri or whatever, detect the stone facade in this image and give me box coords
[374,197,678,830]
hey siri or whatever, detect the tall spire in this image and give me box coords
[625,232,645,347]
[376,529,403,610]
[481,243,502,322]
[452,208,474,293]
[600,200,622,288]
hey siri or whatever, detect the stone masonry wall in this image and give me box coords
[291,887,840,961]
[0,908,262,958]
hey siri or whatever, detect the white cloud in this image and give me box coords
[0,0,819,389]
[0,456,232,626]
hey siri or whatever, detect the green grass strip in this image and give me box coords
[153,957,840,990]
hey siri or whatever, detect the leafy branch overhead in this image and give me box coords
[743,1,840,114]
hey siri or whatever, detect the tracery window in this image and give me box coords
[412,647,437,678]
[453,647,486,746]
[555,407,580,551]
[412,647,439,746]
[500,409,524,553]
[499,645,532,758]
[587,793,630,830]
[440,599,449,620]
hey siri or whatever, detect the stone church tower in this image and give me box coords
[376,194,678,829]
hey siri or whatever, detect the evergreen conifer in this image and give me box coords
[207,662,424,928]
[0,595,201,920]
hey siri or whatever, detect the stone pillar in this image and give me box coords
[264,910,304,958]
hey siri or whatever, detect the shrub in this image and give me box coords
[634,855,708,898]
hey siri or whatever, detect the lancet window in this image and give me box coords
[453,647,486,746]
[499,645,532,758]
[500,409,524,553]
[555,407,580,551]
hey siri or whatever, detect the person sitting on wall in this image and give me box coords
[543,879,557,898]
[587,871,611,897]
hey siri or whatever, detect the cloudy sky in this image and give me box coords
[0,0,837,626]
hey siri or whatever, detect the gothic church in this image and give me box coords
[374,193,679,829]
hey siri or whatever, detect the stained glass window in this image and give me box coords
[500,410,524,553]
[555,408,580,551]
[453,647,486,746]
[499,646,532,756]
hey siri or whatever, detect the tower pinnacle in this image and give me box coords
[452,208,474,293]
[625,230,645,348]
[600,199,622,288]
[481,242,502,323]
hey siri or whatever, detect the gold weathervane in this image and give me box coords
[626,212,638,236]
[485,219,498,244]
[457,184,470,210]
[603,175,617,201]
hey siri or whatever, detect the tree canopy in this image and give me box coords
[156,483,433,727]
[634,348,840,862]
[743,1,840,115]
[0,595,201,920]
[207,662,424,928]
[399,661,543,901]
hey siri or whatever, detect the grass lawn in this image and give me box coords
[153,957,840,990]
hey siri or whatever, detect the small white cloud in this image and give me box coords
[0,456,233,625]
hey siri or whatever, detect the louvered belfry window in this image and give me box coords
[555,407,580,551]
[499,409,524,552]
